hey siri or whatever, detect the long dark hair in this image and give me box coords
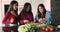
[38,4,46,19]
[22,2,32,14]
[8,1,18,15]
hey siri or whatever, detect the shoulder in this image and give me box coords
[35,13,38,17]
[5,11,10,15]
[46,11,51,13]
[45,11,51,18]
[46,11,51,15]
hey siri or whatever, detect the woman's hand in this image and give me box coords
[43,18,47,21]
[38,18,43,23]
[24,20,30,24]
[11,19,14,23]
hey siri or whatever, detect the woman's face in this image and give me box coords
[39,6,44,13]
[13,3,18,11]
[26,6,30,12]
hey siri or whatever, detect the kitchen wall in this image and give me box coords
[0,0,2,32]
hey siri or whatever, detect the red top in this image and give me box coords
[19,11,34,25]
[2,11,18,24]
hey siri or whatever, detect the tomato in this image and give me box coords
[48,26,51,30]
[45,28,49,32]
[47,26,54,31]
[50,28,54,31]
[42,27,46,31]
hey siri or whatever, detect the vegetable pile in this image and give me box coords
[18,23,37,32]
[18,23,60,32]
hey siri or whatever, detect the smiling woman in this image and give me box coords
[2,0,18,32]
[35,4,51,24]
[18,3,34,25]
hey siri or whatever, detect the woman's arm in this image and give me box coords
[45,11,51,24]
[2,12,10,24]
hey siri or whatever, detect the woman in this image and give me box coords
[2,1,18,32]
[19,3,34,25]
[35,4,51,24]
